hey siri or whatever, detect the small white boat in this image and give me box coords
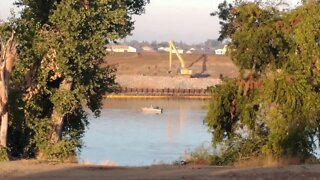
[141,106,163,114]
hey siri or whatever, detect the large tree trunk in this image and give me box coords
[0,32,16,147]
[51,110,64,143]
[50,79,72,143]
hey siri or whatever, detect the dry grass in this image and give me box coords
[234,157,304,168]
[99,160,119,167]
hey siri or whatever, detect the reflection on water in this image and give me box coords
[79,99,211,166]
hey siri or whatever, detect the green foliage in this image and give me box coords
[214,1,289,72]
[211,0,237,41]
[0,147,9,161]
[206,79,238,143]
[187,143,214,165]
[209,135,266,165]
[260,73,320,159]
[206,77,266,165]
[26,118,71,160]
[2,0,149,160]
[206,1,320,165]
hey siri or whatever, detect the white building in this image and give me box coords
[186,48,196,54]
[141,46,156,52]
[106,45,137,53]
[157,47,165,51]
[215,45,228,55]
[158,47,184,54]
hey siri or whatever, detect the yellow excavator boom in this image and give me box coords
[168,40,192,75]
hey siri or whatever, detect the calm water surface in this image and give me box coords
[79,99,211,166]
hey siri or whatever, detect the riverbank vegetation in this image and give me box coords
[206,0,320,165]
[0,0,149,161]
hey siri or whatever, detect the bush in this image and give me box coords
[37,140,78,162]
[207,2,320,165]
[0,146,9,161]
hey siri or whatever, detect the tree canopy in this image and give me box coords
[0,0,149,160]
[206,0,320,164]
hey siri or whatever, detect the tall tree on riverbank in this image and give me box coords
[0,0,149,160]
[206,1,320,165]
[0,32,17,150]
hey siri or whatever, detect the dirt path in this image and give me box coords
[1,160,320,179]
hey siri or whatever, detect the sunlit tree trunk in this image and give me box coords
[0,32,16,147]
[50,79,73,143]
[81,0,89,9]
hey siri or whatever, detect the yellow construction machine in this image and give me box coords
[168,40,192,75]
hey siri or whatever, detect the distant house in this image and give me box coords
[158,47,184,54]
[172,48,184,54]
[186,48,196,54]
[157,47,165,52]
[141,46,156,52]
[215,45,228,55]
[106,45,137,53]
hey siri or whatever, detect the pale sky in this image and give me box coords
[1,0,301,43]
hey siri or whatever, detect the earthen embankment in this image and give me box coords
[104,52,238,97]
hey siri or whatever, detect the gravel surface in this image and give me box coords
[116,75,221,89]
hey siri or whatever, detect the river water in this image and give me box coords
[78,98,211,166]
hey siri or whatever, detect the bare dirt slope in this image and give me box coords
[104,52,238,89]
[1,160,320,179]
[105,52,238,77]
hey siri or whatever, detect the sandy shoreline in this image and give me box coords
[1,160,320,179]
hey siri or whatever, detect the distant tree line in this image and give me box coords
[122,39,227,51]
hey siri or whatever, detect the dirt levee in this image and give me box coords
[116,75,221,89]
[104,52,238,89]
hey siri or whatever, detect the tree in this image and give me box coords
[1,0,149,160]
[206,1,320,165]
[210,0,237,41]
[150,40,158,49]
[0,32,17,149]
[204,39,222,49]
